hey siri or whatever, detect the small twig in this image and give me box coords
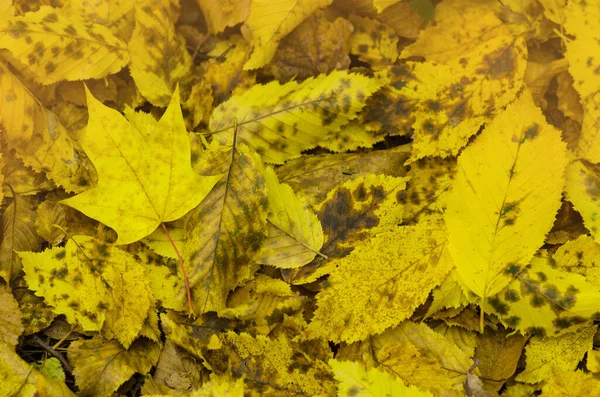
[161,222,194,314]
[52,326,75,350]
[32,335,73,374]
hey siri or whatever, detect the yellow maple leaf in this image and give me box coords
[19,235,151,348]
[61,87,221,245]
[444,91,568,320]
[0,6,129,84]
[129,0,193,107]
[255,167,324,268]
[243,0,333,70]
[329,359,433,397]
[210,70,384,164]
[307,218,453,343]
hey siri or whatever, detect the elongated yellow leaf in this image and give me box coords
[20,235,151,348]
[183,143,268,313]
[445,91,567,305]
[243,0,332,70]
[308,218,453,343]
[69,336,160,397]
[575,92,600,163]
[517,326,596,384]
[62,87,221,245]
[0,6,129,84]
[129,0,193,107]
[0,62,91,192]
[256,167,324,268]
[329,359,433,397]
[554,235,600,287]
[0,288,23,349]
[210,70,384,164]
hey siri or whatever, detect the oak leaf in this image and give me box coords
[61,87,221,245]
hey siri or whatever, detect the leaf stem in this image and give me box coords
[161,222,194,314]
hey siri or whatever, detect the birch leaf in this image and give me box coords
[61,87,221,245]
[330,359,433,397]
[183,142,268,314]
[517,326,596,384]
[445,91,568,305]
[20,235,151,348]
[0,6,129,84]
[243,0,333,70]
[255,167,324,268]
[68,336,161,397]
[129,0,193,107]
[554,235,600,287]
[307,218,453,343]
[64,0,136,40]
[210,70,384,164]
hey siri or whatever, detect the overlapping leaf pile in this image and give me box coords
[1,0,600,395]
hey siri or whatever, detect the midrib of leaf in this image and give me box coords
[266,219,327,259]
[201,143,238,313]
[210,97,336,134]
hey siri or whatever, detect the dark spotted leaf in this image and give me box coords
[445,91,568,319]
[19,235,151,348]
[0,6,129,84]
[183,142,268,314]
[210,70,384,164]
